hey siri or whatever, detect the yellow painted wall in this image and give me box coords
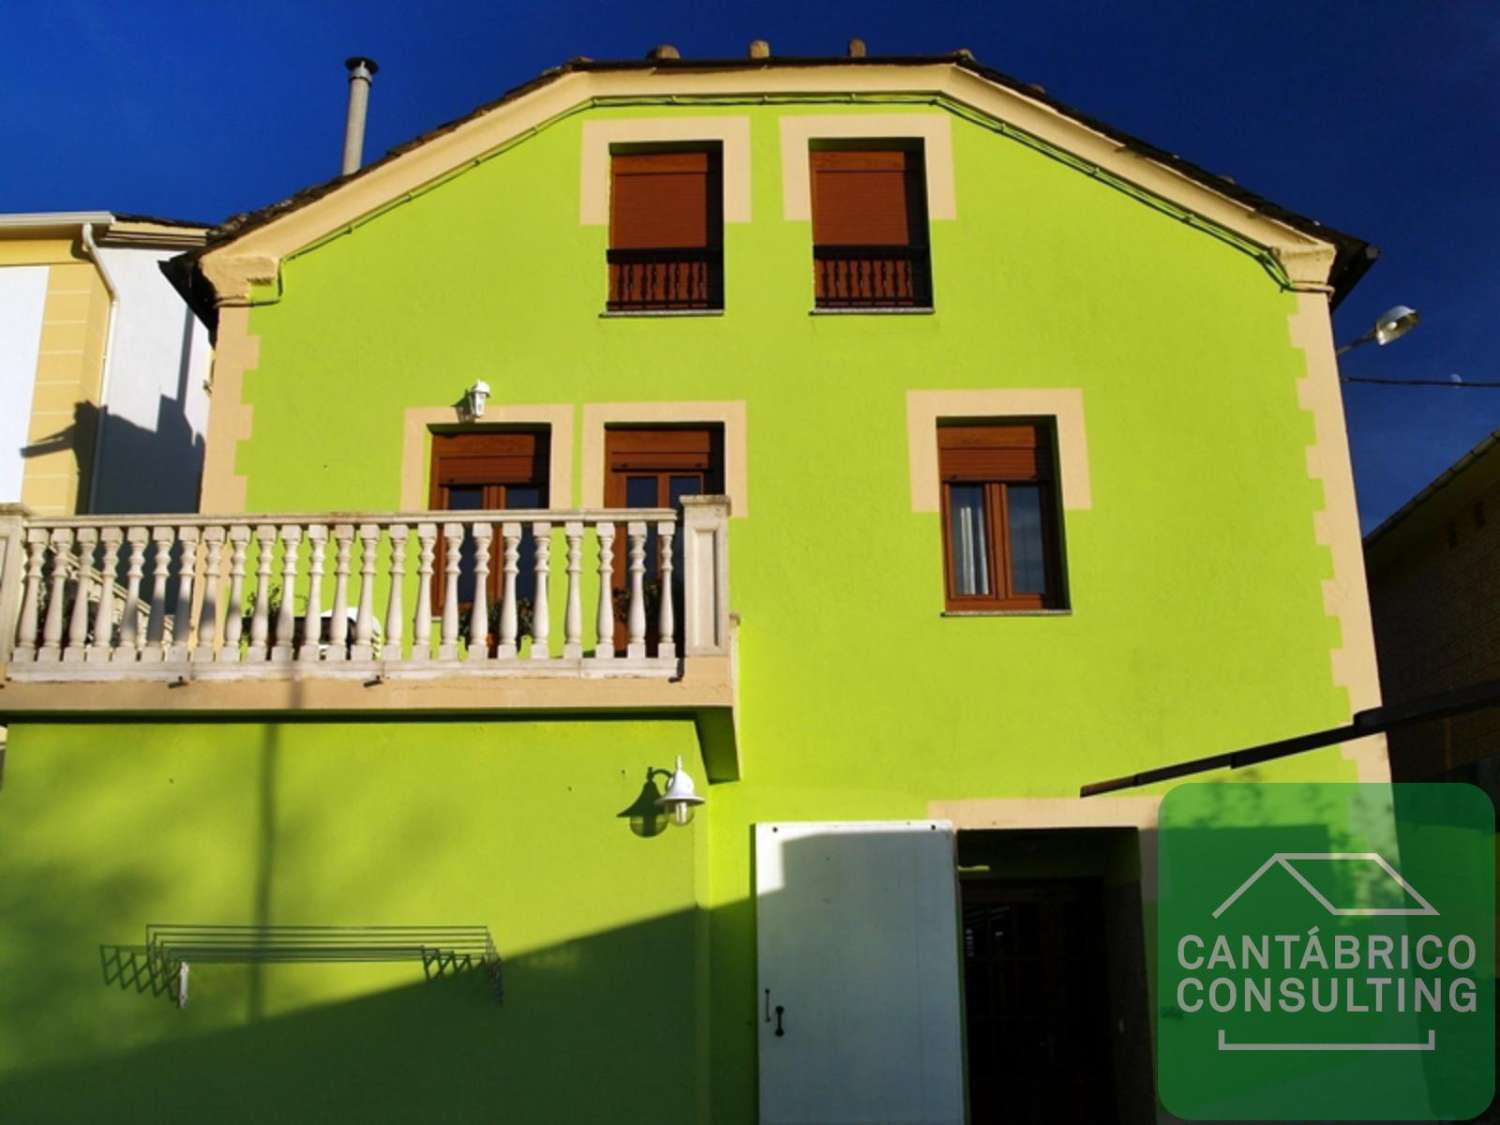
[0,233,110,514]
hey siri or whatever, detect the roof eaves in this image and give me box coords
[183,51,1375,305]
[1364,427,1500,550]
[0,210,117,229]
[947,56,1377,308]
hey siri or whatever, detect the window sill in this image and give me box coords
[600,309,724,319]
[941,609,1072,618]
[809,307,935,316]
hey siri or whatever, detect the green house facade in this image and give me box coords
[0,52,1386,1123]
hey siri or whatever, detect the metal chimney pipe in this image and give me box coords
[341,56,379,175]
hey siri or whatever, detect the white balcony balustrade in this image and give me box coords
[0,500,731,683]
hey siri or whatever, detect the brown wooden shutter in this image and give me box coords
[810,149,925,246]
[610,151,716,249]
[937,424,1051,482]
[429,431,549,489]
[605,426,719,473]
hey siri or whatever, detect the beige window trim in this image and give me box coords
[579,117,752,227]
[581,401,747,515]
[780,113,957,222]
[907,388,1090,513]
[401,404,575,511]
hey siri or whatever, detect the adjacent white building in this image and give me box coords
[0,212,210,515]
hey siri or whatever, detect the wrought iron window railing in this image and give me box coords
[606,247,723,312]
[813,244,932,309]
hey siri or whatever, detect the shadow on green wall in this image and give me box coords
[0,716,718,1124]
[251,723,280,1018]
[0,906,703,1125]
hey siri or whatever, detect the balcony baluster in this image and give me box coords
[1,504,730,683]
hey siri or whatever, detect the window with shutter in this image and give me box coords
[602,425,724,655]
[810,145,932,309]
[608,148,724,311]
[428,430,550,649]
[937,422,1066,611]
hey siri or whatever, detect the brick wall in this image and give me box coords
[1366,445,1500,782]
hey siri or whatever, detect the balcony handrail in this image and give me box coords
[811,242,930,258]
[16,507,677,530]
[604,246,722,263]
[0,500,730,679]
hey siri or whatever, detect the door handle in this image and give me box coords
[764,990,784,1037]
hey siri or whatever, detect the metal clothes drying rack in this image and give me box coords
[104,924,503,1008]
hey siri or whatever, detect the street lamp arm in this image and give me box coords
[1080,676,1500,797]
[1336,304,1419,355]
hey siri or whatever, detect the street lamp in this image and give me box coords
[1336,305,1419,356]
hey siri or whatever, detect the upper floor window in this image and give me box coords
[608,147,723,313]
[810,144,932,310]
[938,422,1065,612]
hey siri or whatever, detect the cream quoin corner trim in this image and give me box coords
[193,65,1341,307]
[1289,293,1390,784]
[906,388,1091,512]
[199,306,257,513]
[779,113,956,222]
[400,404,575,510]
[579,117,752,226]
[580,401,747,515]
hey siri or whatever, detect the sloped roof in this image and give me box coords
[1365,427,1500,553]
[172,52,1376,319]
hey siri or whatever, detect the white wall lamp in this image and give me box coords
[655,756,706,827]
[462,380,491,421]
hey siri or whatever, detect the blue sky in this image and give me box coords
[3,1,1495,529]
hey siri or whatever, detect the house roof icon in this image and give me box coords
[1212,852,1438,919]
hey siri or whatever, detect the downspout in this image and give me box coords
[79,221,120,514]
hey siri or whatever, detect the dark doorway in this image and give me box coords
[961,876,1120,1124]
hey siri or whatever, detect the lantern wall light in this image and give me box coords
[463,380,491,420]
[655,755,706,827]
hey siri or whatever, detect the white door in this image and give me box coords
[756,820,965,1125]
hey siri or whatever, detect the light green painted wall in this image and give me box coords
[1,99,1363,1121]
[236,100,1352,786]
[0,719,709,1122]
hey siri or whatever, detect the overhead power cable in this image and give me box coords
[1342,376,1500,388]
